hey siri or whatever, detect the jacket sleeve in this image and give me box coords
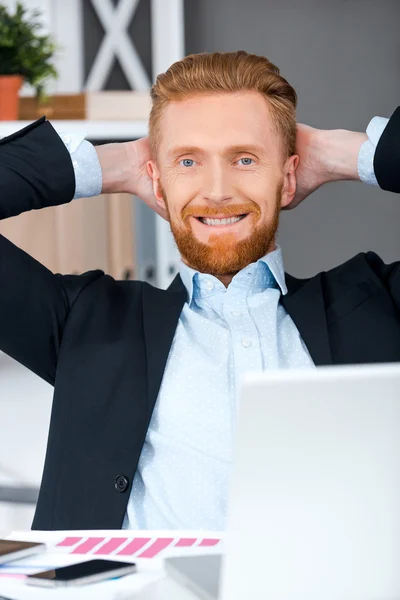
[373,106,400,193]
[0,118,101,385]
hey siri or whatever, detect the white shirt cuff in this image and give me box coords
[59,132,103,199]
[357,116,389,186]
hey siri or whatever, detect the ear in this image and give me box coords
[280,154,299,209]
[147,160,167,213]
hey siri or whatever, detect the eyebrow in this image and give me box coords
[167,146,204,158]
[167,144,265,159]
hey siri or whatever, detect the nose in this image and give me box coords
[202,160,233,205]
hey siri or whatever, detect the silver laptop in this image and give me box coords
[166,363,400,600]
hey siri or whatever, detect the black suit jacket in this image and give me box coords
[0,110,399,531]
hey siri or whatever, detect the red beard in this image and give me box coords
[165,187,282,277]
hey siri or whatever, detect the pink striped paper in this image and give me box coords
[54,535,222,558]
[175,538,197,547]
[56,536,82,547]
[198,538,220,547]
[138,538,174,558]
[117,538,151,556]
[94,538,128,555]
[71,537,105,554]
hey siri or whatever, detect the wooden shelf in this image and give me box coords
[0,120,148,140]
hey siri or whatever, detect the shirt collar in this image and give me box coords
[179,245,288,305]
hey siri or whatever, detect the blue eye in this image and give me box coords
[180,159,195,167]
[238,157,254,166]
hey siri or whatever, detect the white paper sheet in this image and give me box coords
[0,529,223,600]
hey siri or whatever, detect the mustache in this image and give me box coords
[181,203,261,221]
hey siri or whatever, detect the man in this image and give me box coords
[0,51,399,531]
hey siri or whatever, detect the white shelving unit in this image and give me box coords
[0,0,185,289]
[0,120,148,141]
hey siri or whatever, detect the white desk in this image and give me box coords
[133,577,197,600]
[1,530,224,599]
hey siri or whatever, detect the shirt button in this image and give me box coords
[231,310,242,317]
[72,160,78,169]
[63,135,70,144]
[241,339,252,348]
[205,281,214,291]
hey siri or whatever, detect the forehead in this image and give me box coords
[159,91,279,153]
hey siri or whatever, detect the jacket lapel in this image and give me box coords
[281,272,332,366]
[142,276,187,417]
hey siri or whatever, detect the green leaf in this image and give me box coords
[0,1,58,98]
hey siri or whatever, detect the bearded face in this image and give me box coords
[147,92,298,281]
[165,190,282,277]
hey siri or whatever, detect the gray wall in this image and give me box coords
[83,0,400,278]
[184,0,400,277]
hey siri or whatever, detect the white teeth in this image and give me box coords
[200,216,243,226]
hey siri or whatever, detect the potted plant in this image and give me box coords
[0,2,58,120]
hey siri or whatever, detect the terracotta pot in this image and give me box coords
[0,75,23,120]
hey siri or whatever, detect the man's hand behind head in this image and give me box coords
[284,124,329,210]
[127,138,168,220]
[285,124,367,210]
[96,137,168,221]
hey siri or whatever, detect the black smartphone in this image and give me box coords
[26,559,137,587]
[0,540,45,565]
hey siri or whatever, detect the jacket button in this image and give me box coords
[114,475,129,493]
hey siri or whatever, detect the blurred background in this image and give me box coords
[0,0,399,534]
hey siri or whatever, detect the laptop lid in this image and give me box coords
[221,363,400,600]
[165,555,222,600]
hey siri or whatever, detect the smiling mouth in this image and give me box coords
[196,214,248,226]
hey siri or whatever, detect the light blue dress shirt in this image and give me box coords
[59,132,102,199]
[357,117,389,185]
[60,115,389,530]
[124,248,314,531]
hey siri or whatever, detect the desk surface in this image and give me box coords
[133,577,197,600]
[1,530,223,600]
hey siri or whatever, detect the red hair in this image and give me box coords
[149,51,297,158]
